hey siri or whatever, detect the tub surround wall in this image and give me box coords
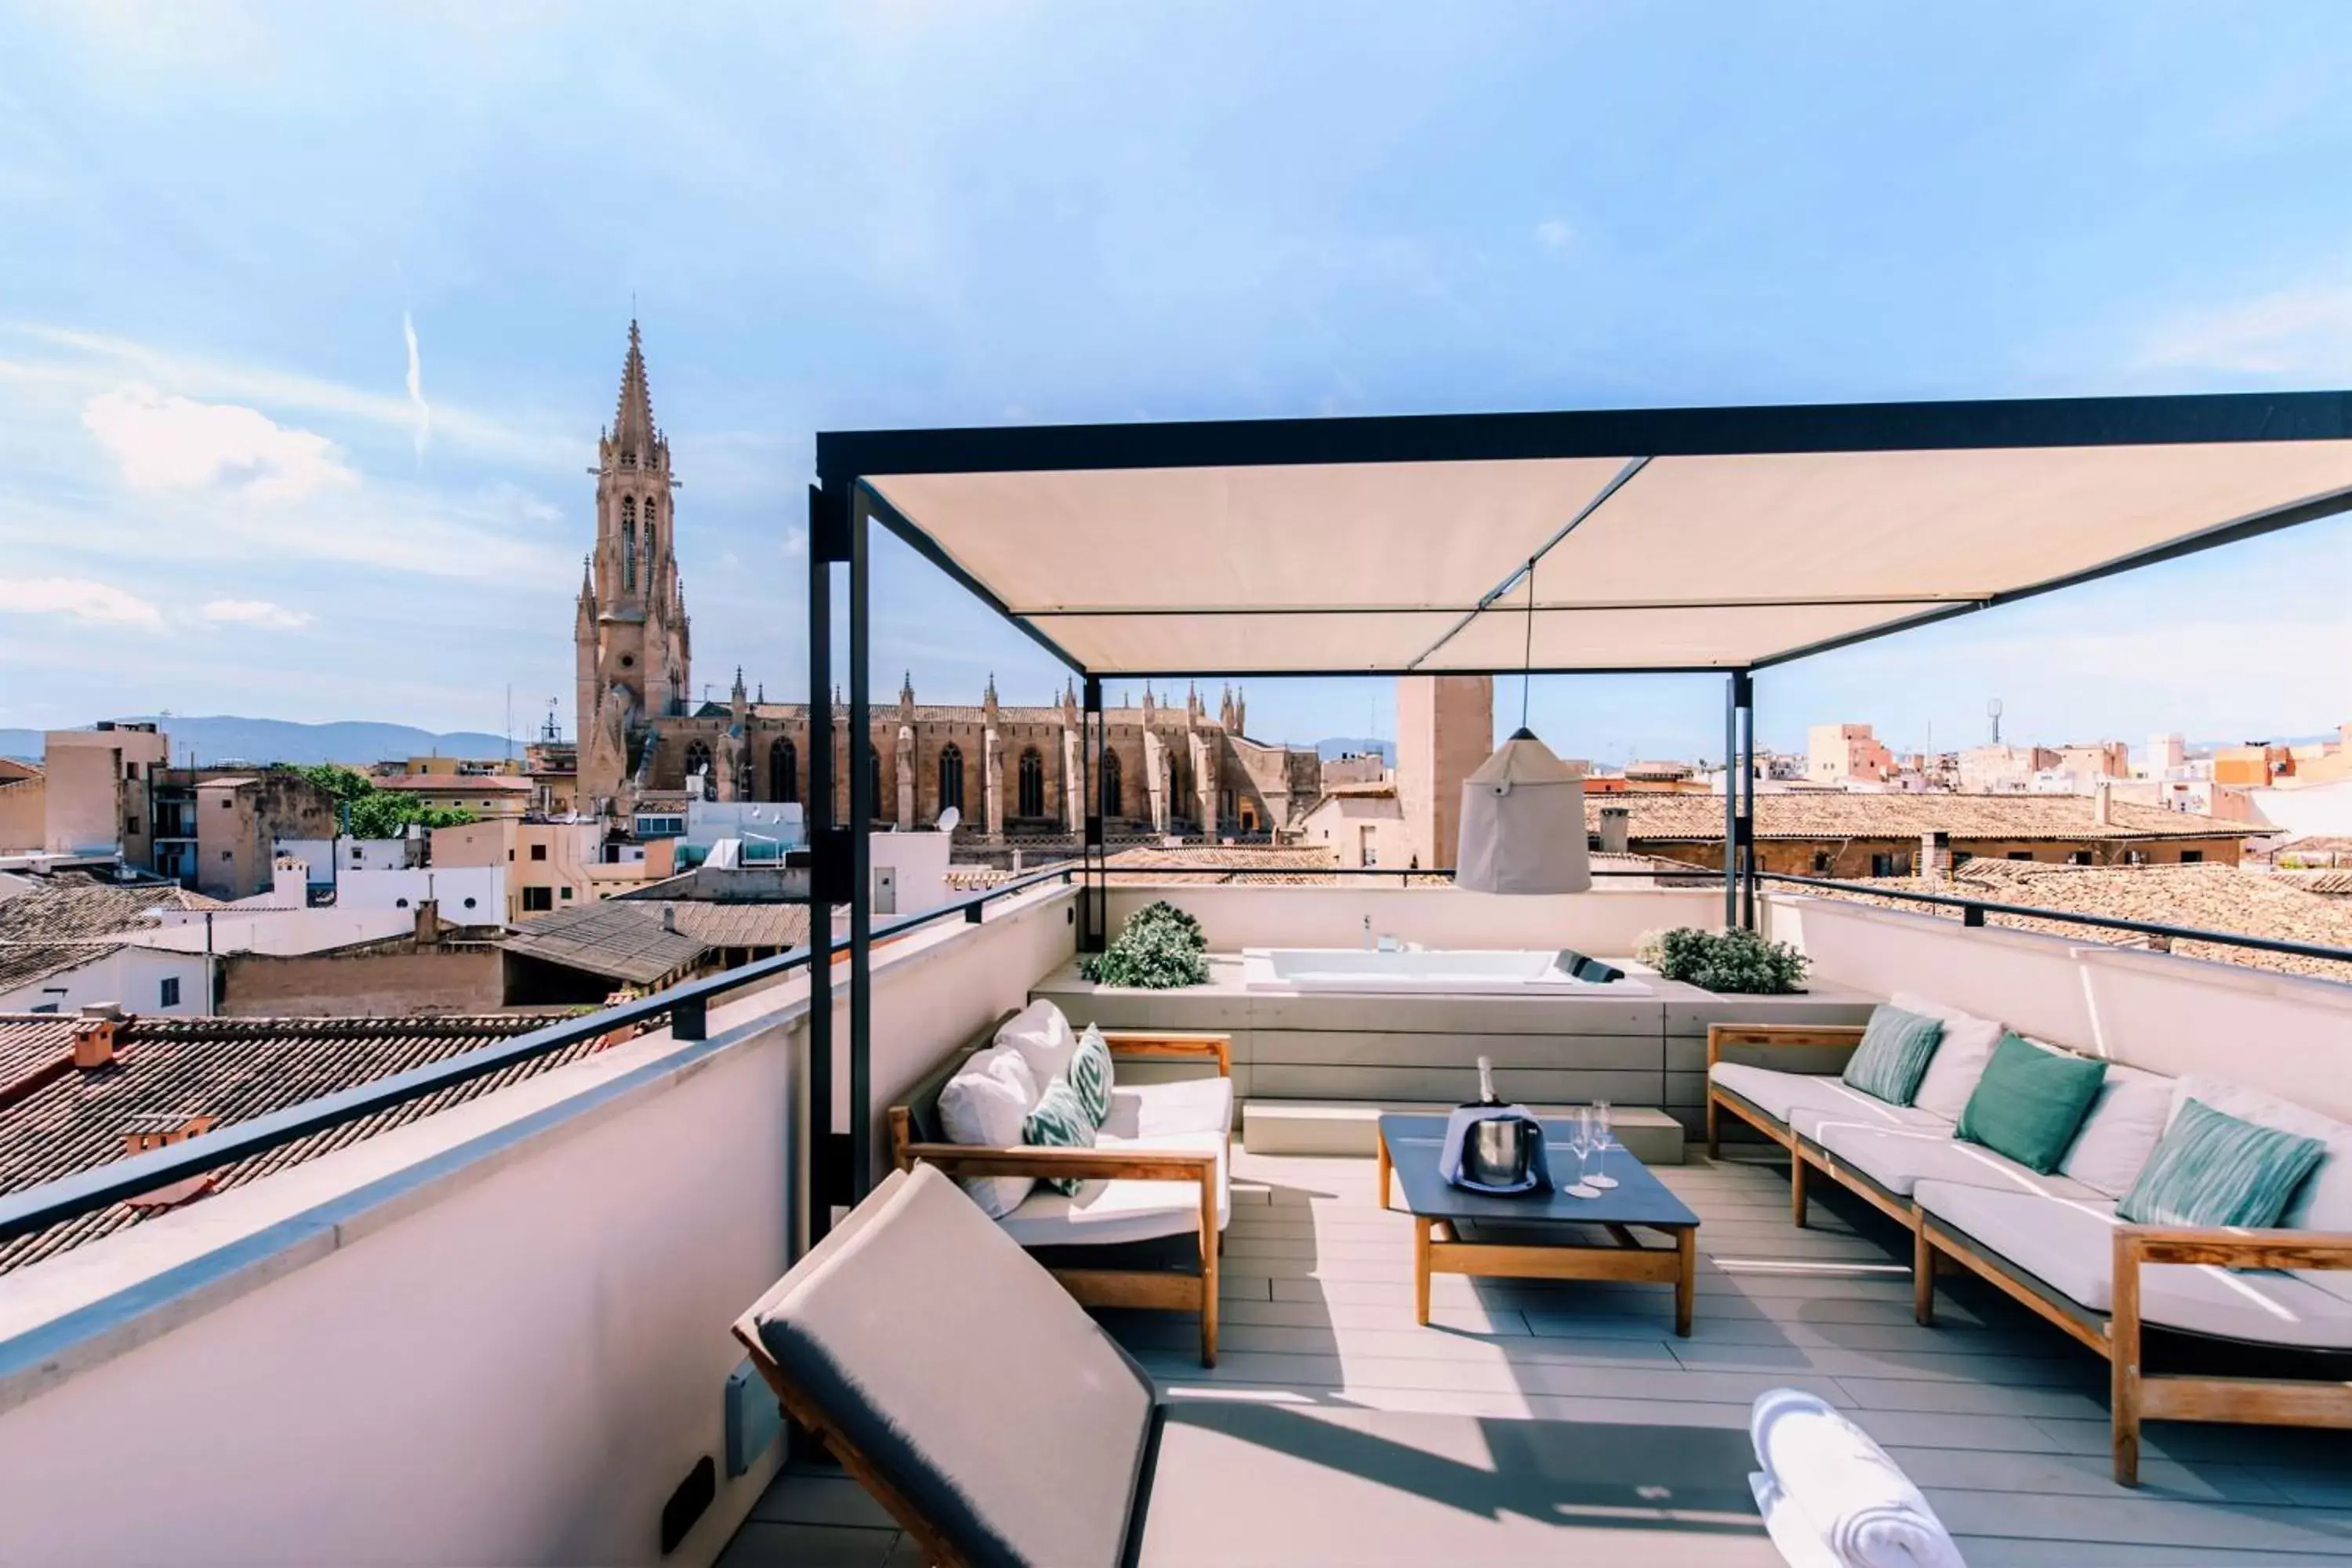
[1033,955,1875,1140]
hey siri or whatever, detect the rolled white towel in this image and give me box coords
[1750,1388,1965,1568]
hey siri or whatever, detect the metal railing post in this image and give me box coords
[806,482,838,1244]
[848,485,874,1206]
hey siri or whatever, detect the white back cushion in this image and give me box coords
[937,1044,1040,1218]
[1892,991,2005,1122]
[2059,1062,2174,1200]
[997,997,1078,1089]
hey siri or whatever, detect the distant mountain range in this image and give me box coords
[0,716,519,768]
[1313,736,1394,763]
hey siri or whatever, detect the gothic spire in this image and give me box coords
[612,319,659,461]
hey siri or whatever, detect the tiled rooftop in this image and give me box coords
[1594,792,2262,844]
[500,898,808,983]
[1820,862,2352,983]
[0,1011,584,1272]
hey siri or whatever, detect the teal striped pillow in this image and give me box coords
[1841,1004,1945,1106]
[1069,1022,1113,1127]
[2117,1097,2328,1229]
[1022,1076,1097,1196]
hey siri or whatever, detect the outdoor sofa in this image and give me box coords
[887,1000,1234,1364]
[732,1163,1775,1567]
[1706,999,2352,1484]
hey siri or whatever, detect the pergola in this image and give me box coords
[800,390,2350,1225]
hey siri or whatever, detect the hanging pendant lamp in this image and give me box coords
[1454,556,1591,895]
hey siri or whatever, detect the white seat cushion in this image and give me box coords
[1889,991,2007,1123]
[1915,1178,2352,1350]
[748,1166,1156,1568]
[1102,1076,1233,1142]
[2059,1063,2175,1200]
[997,1130,1231,1248]
[1791,1094,1950,1145]
[1711,1062,1891,1129]
[1817,1120,2096,1202]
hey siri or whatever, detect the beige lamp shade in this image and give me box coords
[1454,731,1592,895]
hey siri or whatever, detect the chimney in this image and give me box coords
[1919,830,1951,884]
[2092,779,2114,827]
[414,899,442,947]
[1598,806,1631,856]
[661,905,677,933]
[71,1013,118,1070]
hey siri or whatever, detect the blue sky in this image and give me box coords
[0,2,2345,760]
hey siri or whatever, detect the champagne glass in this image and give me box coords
[1565,1107,1601,1200]
[1587,1100,1620,1190]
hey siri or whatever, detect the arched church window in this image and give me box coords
[1099,750,1122,818]
[683,739,713,798]
[1017,748,1045,818]
[938,743,965,815]
[771,739,797,804]
[622,498,638,591]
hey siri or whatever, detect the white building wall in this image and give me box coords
[0,946,209,1015]
[333,866,506,924]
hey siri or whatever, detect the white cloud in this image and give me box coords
[2134,284,2352,379]
[402,310,431,463]
[1534,219,1574,252]
[1,576,165,630]
[81,385,358,501]
[201,598,314,631]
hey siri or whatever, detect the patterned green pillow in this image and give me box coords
[1022,1076,1098,1196]
[1840,1004,1945,1106]
[2117,1097,2328,1229]
[1069,1022,1114,1127]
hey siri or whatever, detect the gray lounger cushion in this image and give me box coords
[750,1164,1157,1567]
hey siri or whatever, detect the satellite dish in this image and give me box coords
[937,806,961,834]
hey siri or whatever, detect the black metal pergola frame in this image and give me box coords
[800,389,2350,1238]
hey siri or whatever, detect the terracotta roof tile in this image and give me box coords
[1590,792,2260,844]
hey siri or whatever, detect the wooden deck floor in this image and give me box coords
[724,1148,2352,1566]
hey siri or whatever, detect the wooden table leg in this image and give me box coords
[1674,1227,1695,1338]
[1375,1128,1392,1212]
[1414,1216,1432,1326]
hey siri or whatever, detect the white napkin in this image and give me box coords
[1749,1388,1965,1568]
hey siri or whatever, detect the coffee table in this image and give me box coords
[1375,1113,1700,1335]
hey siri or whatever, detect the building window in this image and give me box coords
[125,815,140,836]
[1100,749,1121,817]
[771,739,797,804]
[2067,851,2093,866]
[1360,826,1378,867]
[684,740,713,797]
[1017,748,1044,818]
[2008,851,2035,861]
[522,886,554,913]
[1869,852,1897,877]
[160,976,180,1007]
[937,743,965,815]
[1811,851,1832,873]
[220,849,232,862]
[560,885,574,900]
[2180,849,2204,864]
[220,797,233,809]
[622,498,638,590]
[530,843,548,862]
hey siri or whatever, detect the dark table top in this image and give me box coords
[1377,1113,1700,1231]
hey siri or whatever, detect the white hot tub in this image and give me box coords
[1240,947,1651,996]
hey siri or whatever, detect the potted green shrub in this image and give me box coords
[1080,900,1210,989]
[1635,927,1808,994]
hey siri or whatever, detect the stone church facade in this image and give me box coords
[575,325,1320,839]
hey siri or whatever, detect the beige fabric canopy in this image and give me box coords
[826,395,2352,674]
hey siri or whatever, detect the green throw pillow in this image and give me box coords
[1955,1033,2107,1174]
[1069,1022,1114,1127]
[1022,1076,1097,1196]
[2117,1098,2328,1229]
[1841,1004,1945,1106]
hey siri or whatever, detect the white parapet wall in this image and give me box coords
[1769,895,2352,1123]
[0,882,1085,1567]
[1104,881,1723,956]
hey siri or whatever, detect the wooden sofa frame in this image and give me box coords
[1708,1023,2352,1485]
[887,1022,1234,1367]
